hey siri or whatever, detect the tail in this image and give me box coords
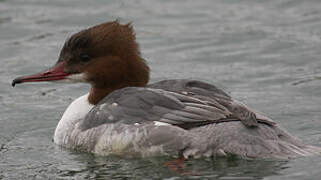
[186,122,321,159]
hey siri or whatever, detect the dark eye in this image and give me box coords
[80,54,91,62]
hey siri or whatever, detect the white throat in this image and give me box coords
[54,93,94,145]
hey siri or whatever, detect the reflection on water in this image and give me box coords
[58,154,288,179]
[1,0,321,179]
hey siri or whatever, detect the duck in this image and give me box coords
[12,20,321,159]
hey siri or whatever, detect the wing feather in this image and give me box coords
[80,80,276,131]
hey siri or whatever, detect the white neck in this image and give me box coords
[53,93,94,145]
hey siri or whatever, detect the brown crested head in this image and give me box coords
[61,20,149,87]
[12,20,150,104]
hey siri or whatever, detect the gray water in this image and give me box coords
[1,0,321,179]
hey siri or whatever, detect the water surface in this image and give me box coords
[1,0,321,179]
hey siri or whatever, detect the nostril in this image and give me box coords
[43,71,52,75]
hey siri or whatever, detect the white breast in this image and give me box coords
[53,93,94,145]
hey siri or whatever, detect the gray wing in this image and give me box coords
[148,79,275,126]
[80,79,275,131]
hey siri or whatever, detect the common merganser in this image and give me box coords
[12,21,321,159]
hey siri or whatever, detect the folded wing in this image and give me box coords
[80,79,275,131]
